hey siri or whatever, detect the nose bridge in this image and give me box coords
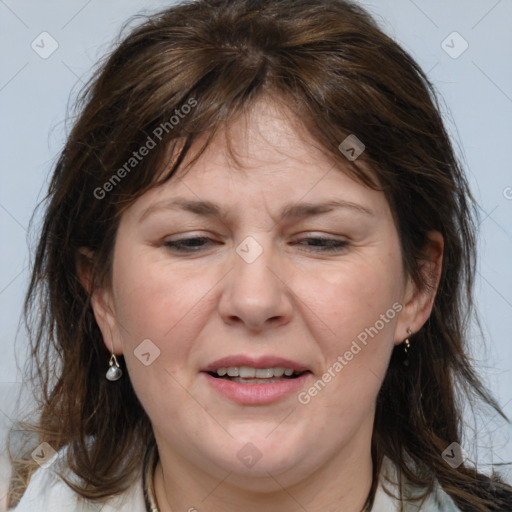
[234,234,276,293]
[218,234,292,329]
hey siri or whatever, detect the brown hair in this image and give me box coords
[8,0,512,510]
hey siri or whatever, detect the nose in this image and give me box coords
[217,238,294,331]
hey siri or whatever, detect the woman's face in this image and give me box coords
[92,97,432,489]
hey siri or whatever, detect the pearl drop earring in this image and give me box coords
[106,337,123,381]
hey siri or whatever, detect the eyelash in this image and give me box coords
[164,236,349,253]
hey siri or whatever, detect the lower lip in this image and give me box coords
[202,372,311,405]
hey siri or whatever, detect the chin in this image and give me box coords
[201,438,317,489]
[219,458,315,492]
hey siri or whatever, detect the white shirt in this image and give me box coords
[10,450,461,511]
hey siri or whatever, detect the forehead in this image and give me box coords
[184,96,332,174]
[121,95,387,223]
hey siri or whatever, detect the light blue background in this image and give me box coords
[1,0,511,505]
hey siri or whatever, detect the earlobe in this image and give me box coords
[77,246,112,329]
[77,247,123,355]
[90,286,123,356]
[395,231,444,343]
[90,287,115,328]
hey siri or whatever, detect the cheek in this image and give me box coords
[297,254,403,341]
[294,254,403,406]
[110,254,211,410]
[112,247,204,341]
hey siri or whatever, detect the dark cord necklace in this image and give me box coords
[143,444,373,512]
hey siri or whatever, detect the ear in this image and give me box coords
[395,231,444,343]
[77,247,123,355]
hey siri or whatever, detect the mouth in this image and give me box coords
[202,370,311,405]
[200,356,313,404]
[206,366,309,384]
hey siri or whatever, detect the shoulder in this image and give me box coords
[373,456,463,512]
[375,456,512,511]
[9,447,146,512]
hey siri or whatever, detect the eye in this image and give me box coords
[294,237,349,253]
[164,237,214,252]
[162,235,349,254]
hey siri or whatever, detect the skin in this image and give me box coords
[83,97,443,512]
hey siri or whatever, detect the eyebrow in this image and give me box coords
[138,197,374,223]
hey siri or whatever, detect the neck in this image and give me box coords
[152,428,375,512]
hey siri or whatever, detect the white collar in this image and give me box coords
[372,456,461,511]
[11,451,461,512]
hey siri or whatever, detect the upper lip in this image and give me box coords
[202,355,310,373]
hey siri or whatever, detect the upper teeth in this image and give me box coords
[216,367,298,378]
